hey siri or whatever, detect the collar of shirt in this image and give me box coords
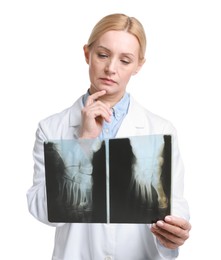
[112,92,130,121]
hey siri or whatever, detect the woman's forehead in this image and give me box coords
[94,30,140,55]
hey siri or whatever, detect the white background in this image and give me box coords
[1,0,221,259]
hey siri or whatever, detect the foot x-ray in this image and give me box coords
[44,135,171,223]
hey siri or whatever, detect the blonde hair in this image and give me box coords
[87,13,147,62]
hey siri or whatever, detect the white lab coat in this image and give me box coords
[27,95,189,260]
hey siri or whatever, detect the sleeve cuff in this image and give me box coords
[154,234,179,259]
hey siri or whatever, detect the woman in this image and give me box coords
[27,13,191,260]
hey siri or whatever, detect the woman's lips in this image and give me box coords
[100,78,116,85]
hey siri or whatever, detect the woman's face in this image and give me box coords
[84,30,144,101]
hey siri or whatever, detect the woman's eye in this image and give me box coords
[98,53,108,58]
[121,60,130,65]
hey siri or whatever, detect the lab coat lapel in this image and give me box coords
[116,97,149,137]
[69,96,84,138]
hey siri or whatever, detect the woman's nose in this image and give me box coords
[105,59,117,74]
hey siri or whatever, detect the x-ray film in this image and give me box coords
[44,135,171,223]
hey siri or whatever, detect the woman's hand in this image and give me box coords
[79,90,112,139]
[151,215,191,249]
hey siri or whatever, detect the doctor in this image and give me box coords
[27,13,191,260]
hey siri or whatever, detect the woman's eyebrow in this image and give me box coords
[97,45,135,58]
[96,45,110,51]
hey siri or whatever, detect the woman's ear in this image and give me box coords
[83,44,90,64]
[132,58,146,75]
